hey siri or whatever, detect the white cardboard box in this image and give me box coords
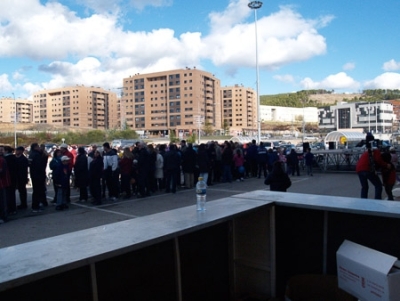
[337,240,400,301]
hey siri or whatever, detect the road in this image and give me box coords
[0,170,395,248]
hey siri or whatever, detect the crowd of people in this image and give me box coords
[1,134,397,224]
[0,139,308,223]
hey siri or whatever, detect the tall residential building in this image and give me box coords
[32,86,118,129]
[220,85,257,135]
[121,68,221,136]
[0,97,33,123]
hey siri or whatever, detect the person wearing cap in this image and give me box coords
[15,146,29,210]
[52,156,71,210]
[356,133,390,199]
[29,143,47,212]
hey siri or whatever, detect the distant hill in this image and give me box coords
[308,93,362,105]
[261,89,400,108]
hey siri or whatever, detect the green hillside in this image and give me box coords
[260,89,400,108]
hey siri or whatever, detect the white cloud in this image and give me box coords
[343,62,355,71]
[75,0,172,14]
[382,59,400,72]
[273,74,295,83]
[128,0,173,10]
[300,72,360,91]
[37,57,126,91]
[0,74,13,94]
[12,71,25,81]
[204,4,332,70]
[0,0,335,97]
[364,72,400,89]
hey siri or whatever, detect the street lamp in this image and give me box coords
[116,87,124,130]
[248,1,263,144]
[12,93,17,148]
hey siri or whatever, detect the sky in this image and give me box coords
[1,0,400,100]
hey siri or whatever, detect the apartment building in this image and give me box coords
[220,85,257,135]
[0,97,33,123]
[32,86,118,129]
[121,68,221,136]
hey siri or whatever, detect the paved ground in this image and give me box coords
[0,170,396,248]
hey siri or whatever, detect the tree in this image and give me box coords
[86,130,106,143]
[222,119,230,136]
[203,122,213,136]
[169,129,179,143]
[186,132,197,144]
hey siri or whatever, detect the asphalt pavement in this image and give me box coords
[0,170,394,248]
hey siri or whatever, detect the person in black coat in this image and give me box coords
[197,144,211,184]
[288,149,300,176]
[257,142,268,178]
[221,141,233,183]
[164,144,181,193]
[89,150,104,205]
[264,161,292,192]
[74,147,89,202]
[15,146,29,210]
[137,142,151,197]
[181,143,197,188]
[29,143,47,212]
[4,146,17,214]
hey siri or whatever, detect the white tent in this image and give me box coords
[324,131,366,149]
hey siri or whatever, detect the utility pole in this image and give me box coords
[12,93,17,148]
[248,1,263,144]
[116,87,124,130]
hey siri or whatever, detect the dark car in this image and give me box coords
[311,142,326,150]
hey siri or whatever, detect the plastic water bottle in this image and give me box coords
[196,177,207,211]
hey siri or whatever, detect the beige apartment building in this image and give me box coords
[220,85,257,135]
[121,68,221,137]
[32,86,118,129]
[0,97,33,123]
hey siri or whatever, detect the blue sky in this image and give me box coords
[1,0,400,100]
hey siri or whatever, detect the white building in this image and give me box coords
[260,105,318,123]
[318,101,395,135]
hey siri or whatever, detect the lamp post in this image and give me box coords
[248,1,263,144]
[116,87,124,130]
[12,93,17,148]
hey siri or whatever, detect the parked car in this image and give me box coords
[304,136,318,141]
[311,142,326,150]
[295,143,304,153]
[261,141,280,149]
[279,144,296,155]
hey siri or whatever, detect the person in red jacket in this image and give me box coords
[355,133,389,199]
